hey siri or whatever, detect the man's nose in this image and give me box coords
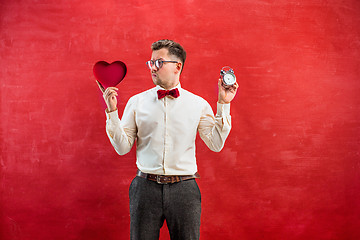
[151,63,158,72]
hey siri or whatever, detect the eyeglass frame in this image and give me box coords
[146,59,179,70]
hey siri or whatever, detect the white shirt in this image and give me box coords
[105,83,232,175]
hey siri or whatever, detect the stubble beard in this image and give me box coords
[152,74,161,86]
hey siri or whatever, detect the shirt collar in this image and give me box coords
[155,82,182,91]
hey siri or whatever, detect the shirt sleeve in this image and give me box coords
[105,97,137,155]
[198,102,232,152]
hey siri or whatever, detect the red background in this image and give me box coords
[1,0,360,239]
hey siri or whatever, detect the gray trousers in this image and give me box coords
[129,176,201,240]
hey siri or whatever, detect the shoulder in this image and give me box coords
[128,87,157,102]
[180,88,209,106]
[122,88,157,111]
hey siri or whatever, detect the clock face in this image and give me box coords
[223,73,236,85]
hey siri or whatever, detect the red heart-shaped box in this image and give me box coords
[93,61,127,88]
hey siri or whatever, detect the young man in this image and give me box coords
[102,39,238,240]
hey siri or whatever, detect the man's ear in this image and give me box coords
[175,62,182,74]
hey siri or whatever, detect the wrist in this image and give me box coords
[218,100,230,104]
[106,107,117,113]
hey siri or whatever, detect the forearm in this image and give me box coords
[199,102,232,152]
[106,110,136,155]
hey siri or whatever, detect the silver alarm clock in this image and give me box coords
[220,66,236,87]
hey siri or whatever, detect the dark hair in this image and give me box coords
[151,39,187,70]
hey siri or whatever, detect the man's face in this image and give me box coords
[150,48,181,89]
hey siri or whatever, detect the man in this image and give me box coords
[101,39,238,240]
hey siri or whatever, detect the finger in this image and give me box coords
[219,79,228,90]
[103,89,111,98]
[233,84,239,92]
[104,87,118,96]
[105,87,118,94]
[104,91,115,101]
[228,82,239,92]
[106,91,118,99]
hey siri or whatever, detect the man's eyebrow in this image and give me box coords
[151,57,165,61]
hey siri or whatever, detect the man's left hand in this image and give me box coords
[218,78,239,104]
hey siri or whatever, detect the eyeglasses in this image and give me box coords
[146,59,179,70]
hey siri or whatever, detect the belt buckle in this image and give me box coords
[156,175,169,184]
[156,175,163,184]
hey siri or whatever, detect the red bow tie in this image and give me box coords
[157,88,180,99]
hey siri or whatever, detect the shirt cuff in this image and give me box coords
[105,109,119,121]
[216,102,230,117]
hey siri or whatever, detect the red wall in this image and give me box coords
[1,0,360,239]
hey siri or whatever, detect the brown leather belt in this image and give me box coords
[137,170,200,184]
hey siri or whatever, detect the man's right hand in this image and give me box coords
[103,87,118,112]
